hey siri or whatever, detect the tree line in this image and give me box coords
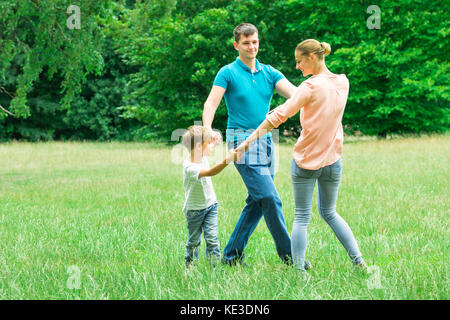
[0,0,448,141]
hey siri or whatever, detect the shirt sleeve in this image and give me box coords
[213,67,229,90]
[184,163,201,182]
[268,65,285,87]
[266,80,312,128]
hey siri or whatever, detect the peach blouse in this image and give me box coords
[266,73,349,170]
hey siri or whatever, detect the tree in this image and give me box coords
[1,0,448,140]
[0,0,113,119]
[117,0,449,139]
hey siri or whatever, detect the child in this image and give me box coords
[181,125,238,268]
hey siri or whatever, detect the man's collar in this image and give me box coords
[236,57,261,73]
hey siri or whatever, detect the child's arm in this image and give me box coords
[198,149,239,178]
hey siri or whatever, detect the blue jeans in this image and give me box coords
[223,135,291,264]
[290,158,363,270]
[185,203,220,263]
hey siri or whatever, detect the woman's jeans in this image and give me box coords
[223,135,291,264]
[291,158,362,270]
[185,203,220,263]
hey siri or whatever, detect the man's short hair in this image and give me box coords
[182,125,213,150]
[233,23,258,43]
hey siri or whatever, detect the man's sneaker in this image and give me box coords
[284,257,312,271]
[222,258,249,268]
[304,260,312,271]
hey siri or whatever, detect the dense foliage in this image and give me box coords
[0,0,448,141]
[0,0,140,141]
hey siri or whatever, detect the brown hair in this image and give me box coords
[295,39,331,60]
[182,125,213,150]
[233,23,258,42]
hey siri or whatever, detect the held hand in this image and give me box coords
[225,148,239,164]
[228,143,247,165]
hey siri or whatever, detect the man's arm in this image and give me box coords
[275,78,297,99]
[203,85,226,129]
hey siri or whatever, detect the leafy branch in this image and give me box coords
[0,87,16,117]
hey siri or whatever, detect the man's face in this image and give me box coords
[234,33,259,60]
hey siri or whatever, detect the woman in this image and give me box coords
[236,39,367,276]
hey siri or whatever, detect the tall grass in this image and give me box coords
[0,135,448,299]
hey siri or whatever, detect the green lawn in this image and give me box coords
[0,134,448,299]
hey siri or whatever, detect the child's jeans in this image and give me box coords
[291,158,363,271]
[185,203,220,264]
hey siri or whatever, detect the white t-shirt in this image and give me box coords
[182,157,217,213]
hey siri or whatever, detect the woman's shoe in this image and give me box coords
[354,260,369,273]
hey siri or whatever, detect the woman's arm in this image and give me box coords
[267,82,312,128]
[235,119,275,155]
[236,82,312,155]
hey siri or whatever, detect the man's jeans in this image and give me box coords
[185,203,220,263]
[223,135,291,264]
[291,158,363,270]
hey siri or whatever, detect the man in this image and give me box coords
[202,23,297,266]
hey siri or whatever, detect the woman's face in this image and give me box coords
[295,50,314,77]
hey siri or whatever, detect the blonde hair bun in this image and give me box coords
[320,42,331,56]
[296,39,331,59]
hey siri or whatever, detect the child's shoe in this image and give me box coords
[185,258,196,269]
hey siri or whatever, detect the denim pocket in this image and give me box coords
[330,160,342,180]
[298,167,315,178]
[292,160,315,178]
[186,210,202,220]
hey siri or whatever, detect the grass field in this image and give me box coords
[0,134,448,299]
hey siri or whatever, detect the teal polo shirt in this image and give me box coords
[213,57,285,140]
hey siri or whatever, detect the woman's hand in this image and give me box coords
[224,148,240,164]
[235,141,250,160]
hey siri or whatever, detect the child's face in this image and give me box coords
[192,140,213,159]
[201,141,213,157]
